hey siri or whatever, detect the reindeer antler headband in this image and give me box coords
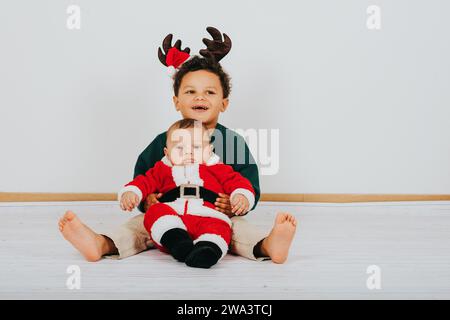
[158,26,232,73]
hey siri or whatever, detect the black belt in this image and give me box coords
[159,184,219,206]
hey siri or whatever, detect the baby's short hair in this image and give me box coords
[172,55,231,98]
[166,118,211,145]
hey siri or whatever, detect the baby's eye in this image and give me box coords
[206,91,216,95]
[185,90,195,94]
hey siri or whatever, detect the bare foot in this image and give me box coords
[261,212,297,264]
[58,210,112,262]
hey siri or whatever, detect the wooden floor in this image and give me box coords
[0,200,449,300]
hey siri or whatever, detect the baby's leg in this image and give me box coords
[58,211,117,262]
[185,217,231,269]
[143,203,193,262]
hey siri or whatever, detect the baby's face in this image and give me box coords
[165,127,213,166]
[173,70,229,128]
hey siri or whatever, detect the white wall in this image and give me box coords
[1,0,449,193]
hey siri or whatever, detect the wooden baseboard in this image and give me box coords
[1,192,450,203]
[0,193,116,202]
[261,194,450,202]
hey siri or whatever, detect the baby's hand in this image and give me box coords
[231,194,249,216]
[120,191,140,212]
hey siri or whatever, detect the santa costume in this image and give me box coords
[118,154,255,268]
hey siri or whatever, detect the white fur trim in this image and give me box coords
[172,166,186,186]
[188,207,232,226]
[185,164,203,185]
[150,215,187,246]
[117,185,143,203]
[230,188,255,212]
[165,199,232,226]
[167,66,176,78]
[161,156,173,167]
[164,199,188,216]
[206,153,221,166]
[171,164,204,186]
[194,233,229,260]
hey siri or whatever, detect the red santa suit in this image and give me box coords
[118,153,255,260]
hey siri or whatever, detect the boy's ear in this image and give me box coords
[221,98,229,112]
[164,147,169,157]
[173,96,180,111]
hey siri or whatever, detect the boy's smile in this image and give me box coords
[191,105,209,112]
[173,70,229,129]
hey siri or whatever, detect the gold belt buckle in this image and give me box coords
[180,184,200,199]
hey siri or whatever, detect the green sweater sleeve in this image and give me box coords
[213,124,261,212]
[134,132,166,212]
[228,142,261,212]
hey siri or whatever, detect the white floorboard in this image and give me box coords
[1,201,450,299]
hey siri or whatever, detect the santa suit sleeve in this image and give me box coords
[117,161,163,202]
[211,164,256,210]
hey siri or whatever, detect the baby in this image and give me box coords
[119,118,255,268]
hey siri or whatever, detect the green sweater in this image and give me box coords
[134,122,261,213]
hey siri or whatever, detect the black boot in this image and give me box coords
[185,241,223,269]
[160,228,194,262]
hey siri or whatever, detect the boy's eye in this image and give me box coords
[186,90,195,94]
[176,146,183,150]
[207,91,216,95]
[194,145,201,149]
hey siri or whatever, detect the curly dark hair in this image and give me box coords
[172,55,231,98]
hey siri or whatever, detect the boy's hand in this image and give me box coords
[143,193,163,212]
[120,191,140,212]
[231,194,250,216]
[215,193,233,218]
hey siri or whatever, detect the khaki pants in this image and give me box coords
[103,214,269,261]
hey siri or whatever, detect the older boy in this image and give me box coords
[59,30,296,264]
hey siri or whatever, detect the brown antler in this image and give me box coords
[158,34,191,66]
[199,26,232,62]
